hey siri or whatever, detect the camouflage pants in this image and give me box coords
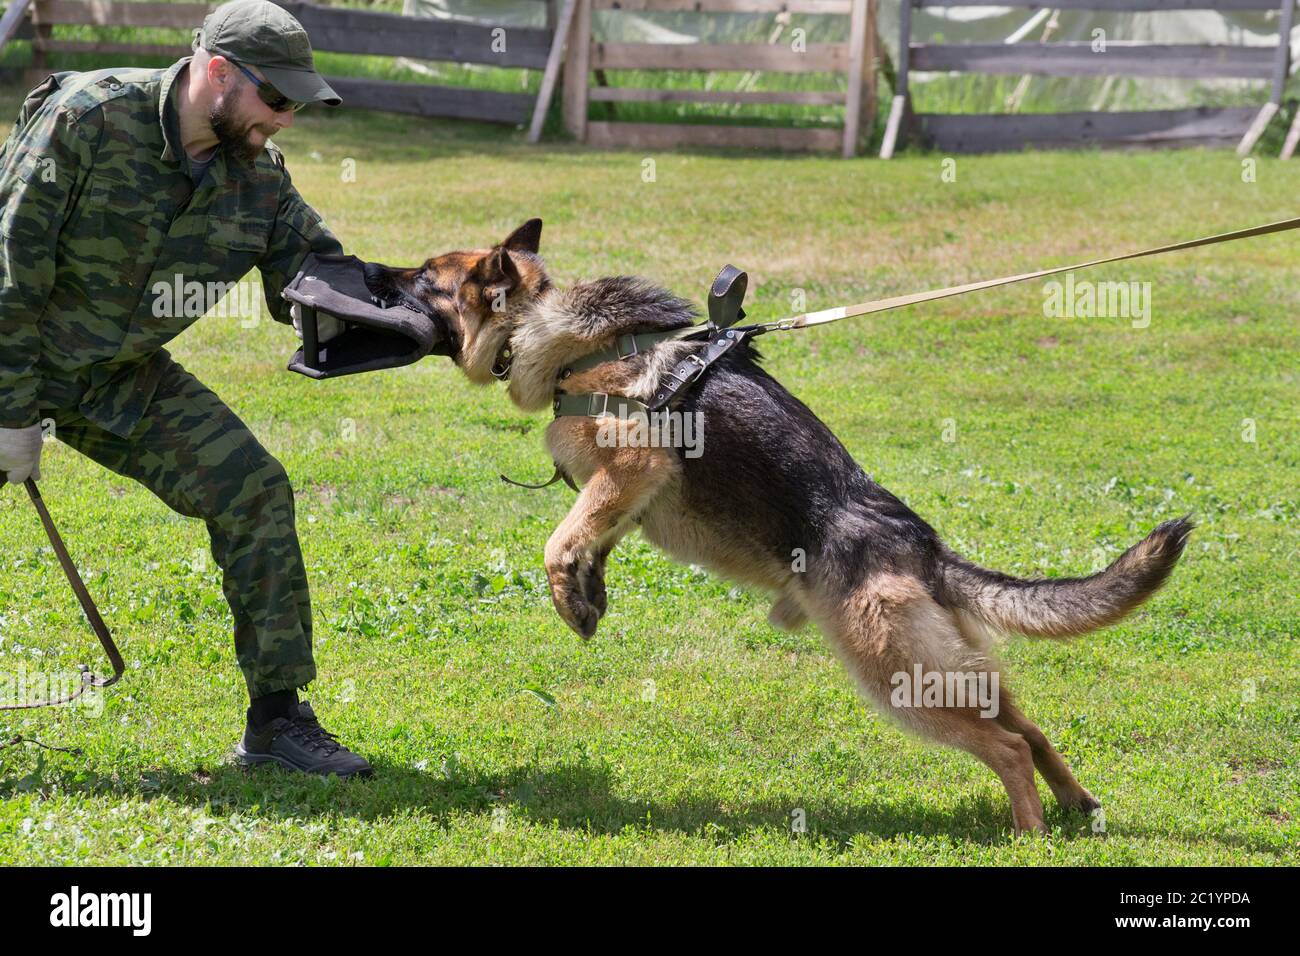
[49,356,315,698]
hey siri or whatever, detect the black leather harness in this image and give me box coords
[499,264,757,492]
[552,264,754,420]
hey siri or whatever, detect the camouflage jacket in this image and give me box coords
[0,56,343,435]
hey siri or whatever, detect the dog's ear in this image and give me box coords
[476,246,520,285]
[473,245,521,309]
[502,218,542,255]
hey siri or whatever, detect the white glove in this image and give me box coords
[0,424,43,484]
[291,302,346,343]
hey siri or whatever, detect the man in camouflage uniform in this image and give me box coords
[0,0,369,776]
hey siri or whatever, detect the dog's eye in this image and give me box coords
[415,277,449,294]
[414,279,453,300]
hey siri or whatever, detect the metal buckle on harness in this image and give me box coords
[678,352,709,385]
[587,392,610,417]
[615,335,639,359]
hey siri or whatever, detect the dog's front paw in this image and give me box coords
[579,558,607,617]
[552,585,600,639]
[547,565,601,640]
[1061,789,1102,815]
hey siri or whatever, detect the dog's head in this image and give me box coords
[363,218,549,384]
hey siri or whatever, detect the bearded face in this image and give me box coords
[207,84,279,167]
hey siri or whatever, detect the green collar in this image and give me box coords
[553,392,651,419]
[554,324,708,420]
[562,326,702,376]
[158,57,192,166]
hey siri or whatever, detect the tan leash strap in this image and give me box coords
[776,216,1300,330]
[1,479,124,711]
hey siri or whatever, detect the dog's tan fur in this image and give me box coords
[365,219,1194,834]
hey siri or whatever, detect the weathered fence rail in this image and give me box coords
[563,0,880,157]
[883,0,1295,157]
[4,0,558,125]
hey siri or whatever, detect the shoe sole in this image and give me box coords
[234,743,372,779]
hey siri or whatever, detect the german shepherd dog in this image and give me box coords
[365,219,1193,834]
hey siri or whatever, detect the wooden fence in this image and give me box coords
[562,0,880,157]
[882,0,1296,157]
[2,0,562,125]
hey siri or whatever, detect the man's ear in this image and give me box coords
[502,218,542,255]
[207,54,235,90]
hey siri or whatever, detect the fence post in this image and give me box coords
[842,0,870,158]
[0,0,33,60]
[529,0,579,143]
[29,0,51,86]
[1240,0,1293,155]
[880,0,912,158]
[865,0,879,146]
[562,0,591,142]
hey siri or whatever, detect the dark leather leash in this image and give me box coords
[1,478,124,711]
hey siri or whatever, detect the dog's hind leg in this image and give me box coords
[933,709,1046,835]
[768,589,808,632]
[995,695,1100,815]
[953,611,1100,816]
[817,572,1047,834]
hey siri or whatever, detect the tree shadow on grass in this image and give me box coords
[3,751,1261,855]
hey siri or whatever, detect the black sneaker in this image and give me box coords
[235,699,372,779]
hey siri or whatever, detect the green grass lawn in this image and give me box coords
[0,91,1296,865]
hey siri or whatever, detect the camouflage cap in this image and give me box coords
[192,0,341,107]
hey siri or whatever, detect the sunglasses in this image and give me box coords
[227,57,308,113]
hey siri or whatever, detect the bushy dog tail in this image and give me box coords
[937,517,1193,639]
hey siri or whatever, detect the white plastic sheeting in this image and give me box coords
[400,1,1299,109]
